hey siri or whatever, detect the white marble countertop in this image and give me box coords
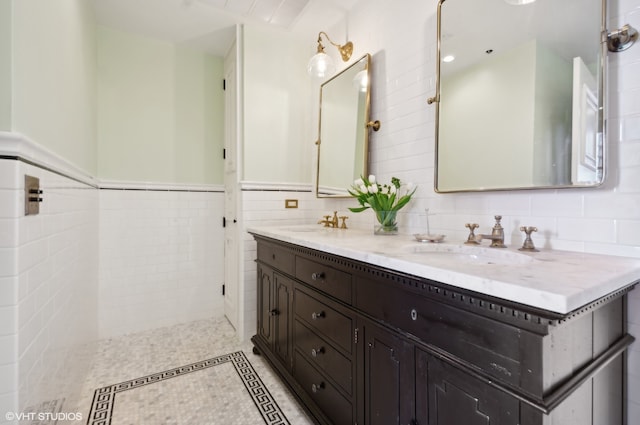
[247,225,640,314]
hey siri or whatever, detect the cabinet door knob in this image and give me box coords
[270,309,279,316]
[311,272,325,281]
[311,311,325,320]
[311,382,325,393]
[410,308,418,321]
[311,347,325,357]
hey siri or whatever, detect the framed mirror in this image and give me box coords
[432,0,607,192]
[316,54,371,197]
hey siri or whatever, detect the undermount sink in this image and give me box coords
[404,243,535,265]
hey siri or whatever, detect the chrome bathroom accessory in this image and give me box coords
[464,223,480,245]
[519,226,540,252]
[607,24,638,52]
[25,175,43,216]
[476,215,506,248]
[414,208,445,242]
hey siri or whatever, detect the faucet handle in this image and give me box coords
[493,215,503,228]
[464,223,480,245]
[318,215,332,227]
[519,226,539,252]
[339,216,349,229]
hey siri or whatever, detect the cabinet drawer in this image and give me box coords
[355,277,522,386]
[294,351,353,425]
[295,256,352,303]
[295,288,353,353]
[294,320,352,395]
[257,242,294,275]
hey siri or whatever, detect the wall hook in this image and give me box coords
[607,24,638,52]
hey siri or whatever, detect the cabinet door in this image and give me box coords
[257,264,274,345]
[417,349,519,425]
[360,319,415,425]
[274,272,293,368]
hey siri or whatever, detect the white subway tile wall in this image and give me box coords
[98,189,225,339]
[0,158,99,423]
[0,156,225,422]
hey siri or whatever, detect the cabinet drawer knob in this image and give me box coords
[311,347,325,357]
[311,311,325,320]
[410,308,418,321]
[311,382,325,393]
[311,272,325,281]
[270,309,279,316]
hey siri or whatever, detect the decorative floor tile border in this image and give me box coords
[86,351,290,425]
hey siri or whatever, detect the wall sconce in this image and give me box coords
[307,31,354,78]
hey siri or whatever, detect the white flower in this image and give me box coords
[368,184,378,194]
[381,186,389,195]
[368,174,376,184]
[354,178,364,186]
[390,185,397,194]
[359,184,368,193]
[406,182,415,192]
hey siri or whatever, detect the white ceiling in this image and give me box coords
[91,0,359,57]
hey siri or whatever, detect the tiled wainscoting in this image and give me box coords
[0,134,226,424]
[0,156,99,422]
[238,185,370,341]
[98,187,225,338]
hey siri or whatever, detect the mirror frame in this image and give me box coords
[316,54,372,198]
[431,0,608,193]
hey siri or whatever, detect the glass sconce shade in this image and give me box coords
[308,52,336,79]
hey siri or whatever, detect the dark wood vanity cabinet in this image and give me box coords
[251,235,635,425]
[257,263,294,368]
[357,317,416,425]
[419,350,520,425]
[356,318,519,425]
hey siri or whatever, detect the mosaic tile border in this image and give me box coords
[86,351,290,425]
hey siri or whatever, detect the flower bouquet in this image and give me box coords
[348,175,416,235]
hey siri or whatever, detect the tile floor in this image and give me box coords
[65,317,314,425]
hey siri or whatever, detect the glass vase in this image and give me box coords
[374,210,398,235]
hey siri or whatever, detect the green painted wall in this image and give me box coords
[11,0,97,173]
[0,0,11,131]
[97,26,224,184]
[243,25,312,184]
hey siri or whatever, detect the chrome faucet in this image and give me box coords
[476,215,506,248]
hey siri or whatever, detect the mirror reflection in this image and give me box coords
[316,54,371,197]
[434,0,606,192]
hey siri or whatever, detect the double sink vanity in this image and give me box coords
[249,224,640,425]
[256,1,640,421]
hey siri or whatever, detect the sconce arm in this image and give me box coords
[316,31,353,62]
